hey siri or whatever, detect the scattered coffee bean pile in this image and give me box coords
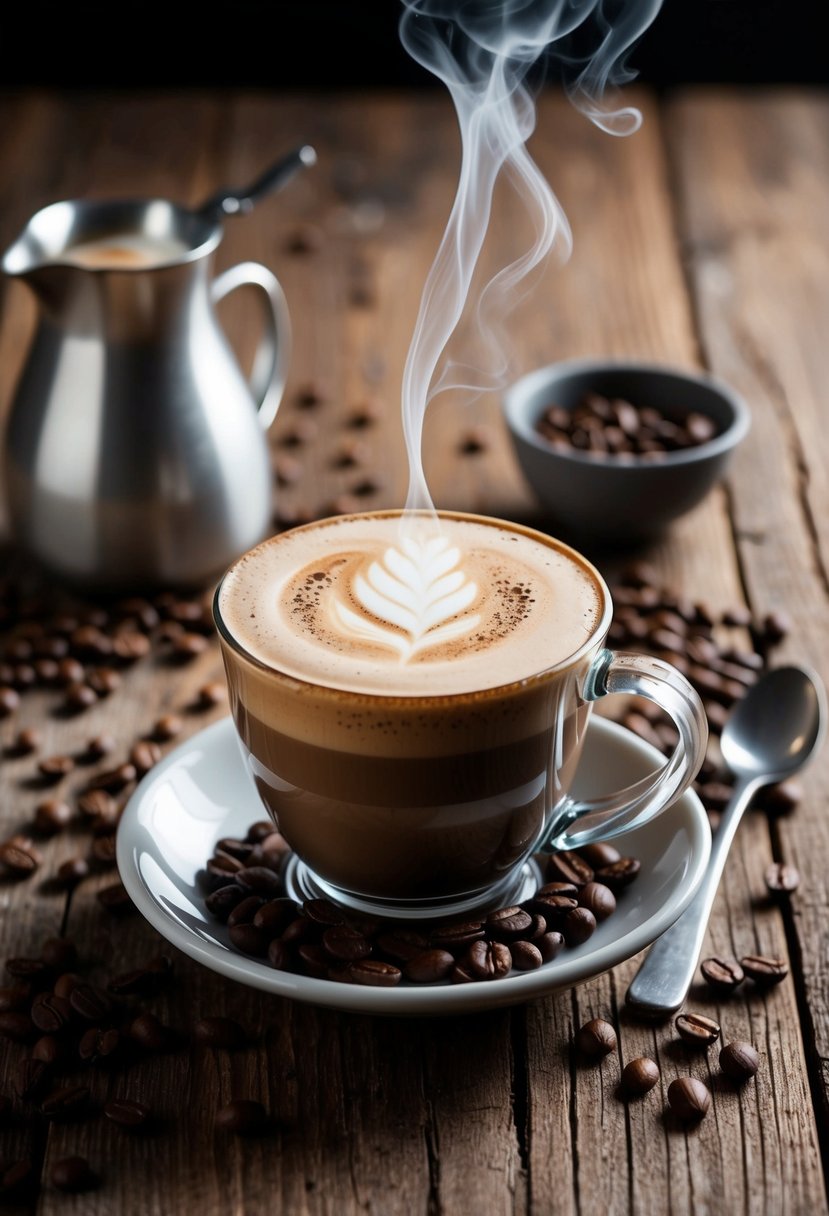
[201,831,640,986]
[535,392,720,460]
[575,1004,764,1122]
[606,561,799,820]
[0,932,272,1198]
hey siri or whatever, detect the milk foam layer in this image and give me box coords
[59,234,190,269]
[220,515,604,696]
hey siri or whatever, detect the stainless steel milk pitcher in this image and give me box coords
[1,184,295,590]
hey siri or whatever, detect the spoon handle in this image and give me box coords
[625,775,762,1017]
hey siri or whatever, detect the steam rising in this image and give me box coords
[399,0,663,513]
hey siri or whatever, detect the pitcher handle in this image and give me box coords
[211,261,292,430]
[543,650,708,851]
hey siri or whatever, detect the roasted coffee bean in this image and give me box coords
[534,881,579,899]
[57,857,90,887]
[430,921,486,951]
[38,754,75,781]
[0,839,41,875]
[667,1076,710,1121]
[16,1058,53,1102]
[546,850,594,887]
[196,681,226,708]
[762,779,803,815]
[11,726,41,755]
[621,1057,660,1097]
[104,1098,152,1129]
[302,897,345,926]
[297,943,329,977]
[0,685,20,717]
[56,657,85,686]
[97,881,134,914]
[675,1012,721,1047]
[130,740,162,775]
[740,954,788,987]
[5,955,50,983]
[78,1027,122,1065]
[86,763,136,793]
[70,625,111,657]
[87,666,121,696]
[267,939,290,970]
[463,939,512,981]
[719,1041,760,1082]
[575,1018,617,1059]
[129,1012,177,1052]
[537,932,565,963]
[403,949,455,983]
[235,866,282,896]
[322,924,372,963]
[207,853,243,878]
[64,682,98,712]
[509,941,543,971]
[577,882,616,922]
[216,837,255,862]
[53,973,82,1000]
[281,917,314,946]
[34,798,72,835]
[486,906,533,939]
[215,1099,267,1135]
[112,631,151,661]
[228,923,269,957]
[761,610,791,645]
[563,906,597,947]
[0,1010,35,1041]
[253,898,300,934]
[31,992,72,1034]
[206,884,247,921]
[171,631,209,659]
[90,834,118,865]
[764,862,800,895]
[595,858,641,890]
[83,732,117,761]
[349,959,402,987]
[528,894,579,929]
[32,1035,63,1065]
[377,929,430,961]
[193,1016,248,1050]
[50,1156,98,1192]
[246,820,276,842]
[152,713,184,742]
[41,1084,91,1121]
[69,984,112,1022]
[78,788,117,819]
[227,895,265,927]
[700,956,744,993]
[578,841,621,869]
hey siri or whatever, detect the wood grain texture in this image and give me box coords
[0,87,827,1215]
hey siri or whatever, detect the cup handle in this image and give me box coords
[211,261,292,430]
[543,649,709,851]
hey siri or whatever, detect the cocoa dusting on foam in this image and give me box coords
[219,516,603,697]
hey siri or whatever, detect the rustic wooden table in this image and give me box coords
[0,87,827,1214]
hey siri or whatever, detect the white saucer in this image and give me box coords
[117,716,711,1015]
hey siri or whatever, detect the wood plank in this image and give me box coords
[668,86,829,1176]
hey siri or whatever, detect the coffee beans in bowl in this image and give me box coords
[502,359,750,541]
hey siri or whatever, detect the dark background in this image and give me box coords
[0,1,825,89]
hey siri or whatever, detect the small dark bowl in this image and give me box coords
[503,359,750,543]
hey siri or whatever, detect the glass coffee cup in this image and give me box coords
[214,510,707,920]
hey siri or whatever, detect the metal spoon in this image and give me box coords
[199,144,317,219]
[625,663,826,1018]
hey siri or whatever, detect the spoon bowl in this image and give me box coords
[720,664,826,782]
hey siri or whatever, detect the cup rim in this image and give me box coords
[2,197,222,276]
[213,508,614,707]
[502,357,751,468]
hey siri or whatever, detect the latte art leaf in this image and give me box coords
[332,535,480,661]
